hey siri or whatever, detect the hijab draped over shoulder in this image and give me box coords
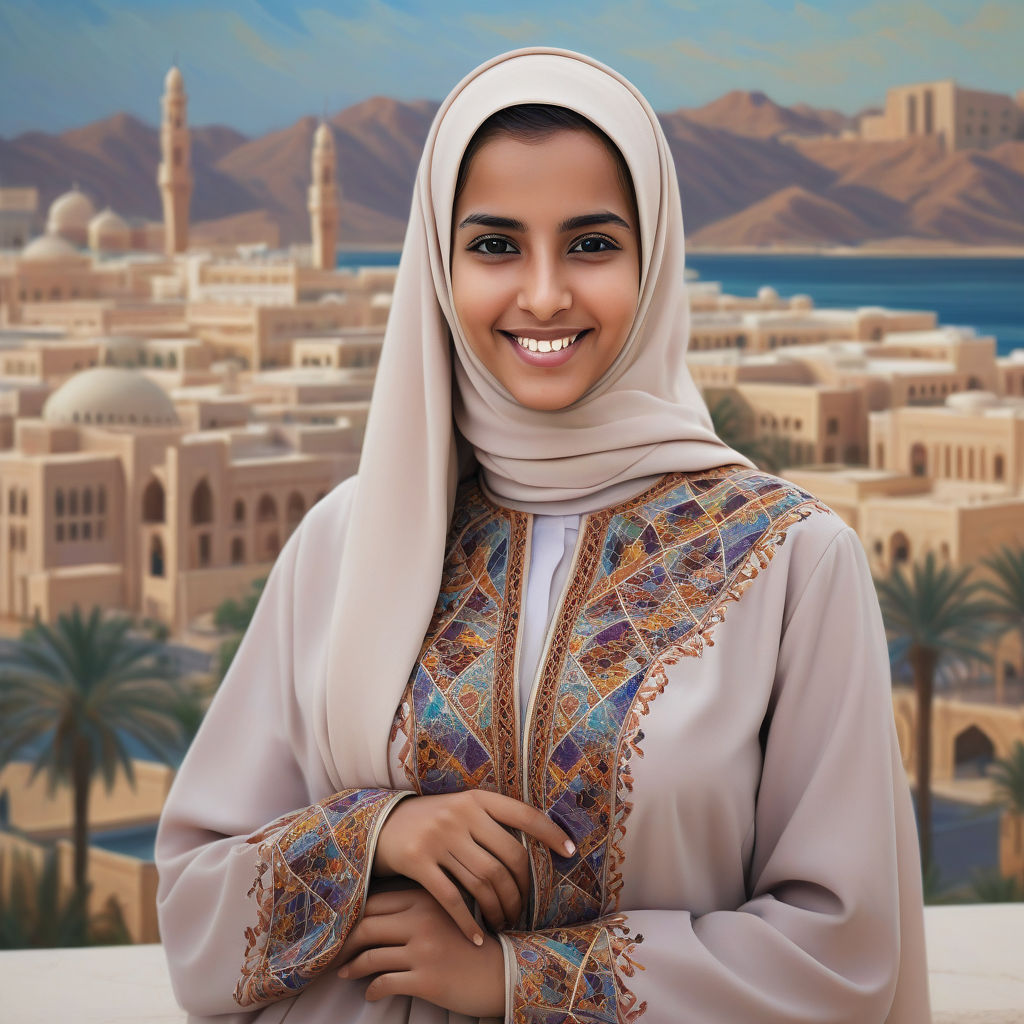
[319,47,757,789]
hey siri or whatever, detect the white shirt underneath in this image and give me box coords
[518,512,582,720]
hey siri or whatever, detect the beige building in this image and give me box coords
[0,186,39,248]
[861,79,1024,151]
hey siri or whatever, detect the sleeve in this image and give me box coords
[497,526,930,1024]
[154,496,413,1016]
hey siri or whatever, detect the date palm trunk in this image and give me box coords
[909,644,937,872]
[71,738,92,899]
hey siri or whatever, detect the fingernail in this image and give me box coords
[338,966,349,978]
[473,933,484,946]
[564,840,576,856]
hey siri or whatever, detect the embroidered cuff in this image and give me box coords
[234,787,412,1007]
[498,915,646,1023]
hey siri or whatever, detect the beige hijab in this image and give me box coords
[319,47,757,790]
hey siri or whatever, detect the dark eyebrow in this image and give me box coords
[558,212,631,233]
[457,213,525,231]
[456,211,631,233]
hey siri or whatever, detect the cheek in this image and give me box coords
[578,266,639,332]
[452,262,505,339]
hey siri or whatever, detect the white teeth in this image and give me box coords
[513,333,581,353]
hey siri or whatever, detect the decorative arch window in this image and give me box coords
[55,489,65,517]
[191,479,214,525]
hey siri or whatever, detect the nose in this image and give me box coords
[516,253,572,321]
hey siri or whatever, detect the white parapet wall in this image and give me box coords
[0,905,1022,1022]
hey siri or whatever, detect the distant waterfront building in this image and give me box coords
[157,65,192,255]
[860,79,1024,151]
[308,122,340,270]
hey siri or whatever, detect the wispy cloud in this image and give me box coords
[0,0,1018,136]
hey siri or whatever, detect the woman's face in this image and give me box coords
[451,129,640,412]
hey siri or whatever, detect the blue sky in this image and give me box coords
[0,0,1020,137]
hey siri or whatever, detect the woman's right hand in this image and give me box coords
[372,790,575,944]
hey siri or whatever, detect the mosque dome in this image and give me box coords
[42,367,180,427]
[88,208,132,251]
[757,286,779,302]
[165,65,184,92]
[21,233,85,263]
[945,390,999,412]
[47,187,96,239]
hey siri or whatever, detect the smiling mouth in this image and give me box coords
[499,330,589,353]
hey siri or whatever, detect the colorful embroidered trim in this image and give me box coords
[502,914,647,1023]
[233,787,405,1007]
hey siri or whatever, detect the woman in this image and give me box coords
[156,47,931,1022]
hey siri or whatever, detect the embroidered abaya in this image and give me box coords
[155,46,931,1024]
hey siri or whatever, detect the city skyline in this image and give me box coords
[0,0,1021,137]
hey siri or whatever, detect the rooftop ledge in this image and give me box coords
[1,905,1022,1023]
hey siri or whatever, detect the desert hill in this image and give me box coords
[4,90,1023,247]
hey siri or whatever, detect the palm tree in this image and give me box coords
[0,605,193,897]
[704,393,769,468]
[213,577,266,682]
[978,545,1024,702]
[989,740,1024,886]
[874,552,1001,872]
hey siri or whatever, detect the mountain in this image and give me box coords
[3,92,1023,249]
[682,90,840,139]
[690,185,879,246]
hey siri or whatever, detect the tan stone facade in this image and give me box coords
[861,79,1024,151]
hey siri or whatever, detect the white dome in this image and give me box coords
[757,286,779,302]
[945,390,999,412]
[43,367,180,427]
[89,208,130,233]
[789,294,813,311]
[21,233,84,263]
[47,188,96,233]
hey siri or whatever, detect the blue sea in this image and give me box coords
[337,251,1024,358]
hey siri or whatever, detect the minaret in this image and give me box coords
[308,121,339,270]
[158,65,192,255]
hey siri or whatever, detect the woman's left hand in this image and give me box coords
[337,888,506,1018]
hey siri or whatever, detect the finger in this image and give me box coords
[478,791,576,856]
[339,912,410,963]
[339,944,410,981]
[421,867,484,947]
[471,817,532,905]
[365,971,417,1003]
[441,851,506,930]
[362,889,417,918]
[451,839,524,925]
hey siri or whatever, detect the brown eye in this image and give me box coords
[471,236,518,255]
[570,235,618,254]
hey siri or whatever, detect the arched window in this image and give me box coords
[890,532,910,564]
[191,479,213,524]
[69,490,78,516]
[257,494,277,522]
[286,491,305,526]
[142,479,166,523]
[97,485,106,515]
[55,489,65,516]
[233,499,246,523]
[231,537,245,565]
[82,488,92,515]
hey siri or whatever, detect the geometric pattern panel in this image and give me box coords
[234,787,407,1007]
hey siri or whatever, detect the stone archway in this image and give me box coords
[953,725,996,778]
